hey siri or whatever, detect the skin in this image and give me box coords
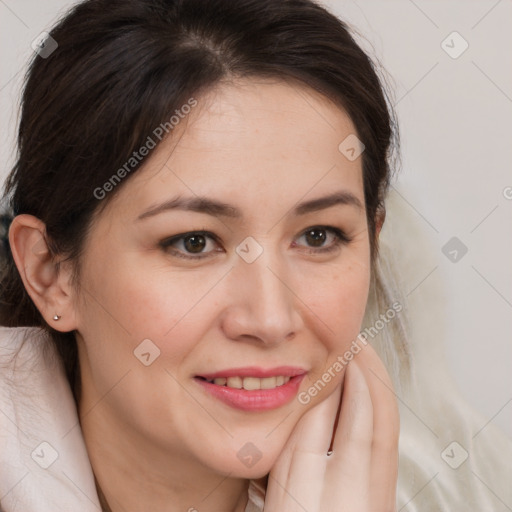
[10,78,398,511]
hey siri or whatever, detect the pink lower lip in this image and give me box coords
[194,374,306,411]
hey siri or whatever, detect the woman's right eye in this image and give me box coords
[160,231,222,260]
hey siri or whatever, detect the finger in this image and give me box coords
[288,376,344,454]
[268,380,343,511]
[356,343,400,510]
[327,358,373,509]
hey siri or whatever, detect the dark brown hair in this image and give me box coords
[0,0,398,398]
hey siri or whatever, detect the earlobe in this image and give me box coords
[375,207,386,238]
[8,214,77,331]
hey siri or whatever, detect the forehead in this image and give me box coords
[177,78,359,161]
[107,78,364,218]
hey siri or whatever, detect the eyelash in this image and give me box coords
[159,226,353,260]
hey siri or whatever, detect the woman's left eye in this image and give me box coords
[160,226,351,260]
[293,226,352,254]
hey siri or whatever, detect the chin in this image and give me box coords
[202,443,279,479]
[221,462,273,480]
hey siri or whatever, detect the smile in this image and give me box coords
[194,366,307,411]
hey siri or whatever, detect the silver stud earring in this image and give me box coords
[53,315,61,321]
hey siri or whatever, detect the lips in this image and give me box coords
[194,366,307,411]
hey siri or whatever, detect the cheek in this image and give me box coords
[296,258,371,398]
[75,256,223,439]
[78,253,230,366]
[302,258,371,339]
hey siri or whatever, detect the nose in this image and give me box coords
[220,246,304,346]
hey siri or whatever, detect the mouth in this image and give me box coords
[194,366,307,411]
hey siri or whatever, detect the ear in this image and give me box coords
[375,206,386,238]
[8,214,78,332]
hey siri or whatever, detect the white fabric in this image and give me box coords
[0,326,100,511]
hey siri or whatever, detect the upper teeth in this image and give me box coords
[208,376,291,390]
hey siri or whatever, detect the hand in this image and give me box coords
[264,343,399,512]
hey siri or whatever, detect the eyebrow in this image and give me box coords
[136,190,363,221]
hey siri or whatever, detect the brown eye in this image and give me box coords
[294,225,351,254]
[160,231,221,260]
[183,234,207,253]
[304,228,327,247]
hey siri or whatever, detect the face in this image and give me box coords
[73,78,372,478]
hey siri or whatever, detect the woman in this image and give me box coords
[0,0,408,510]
